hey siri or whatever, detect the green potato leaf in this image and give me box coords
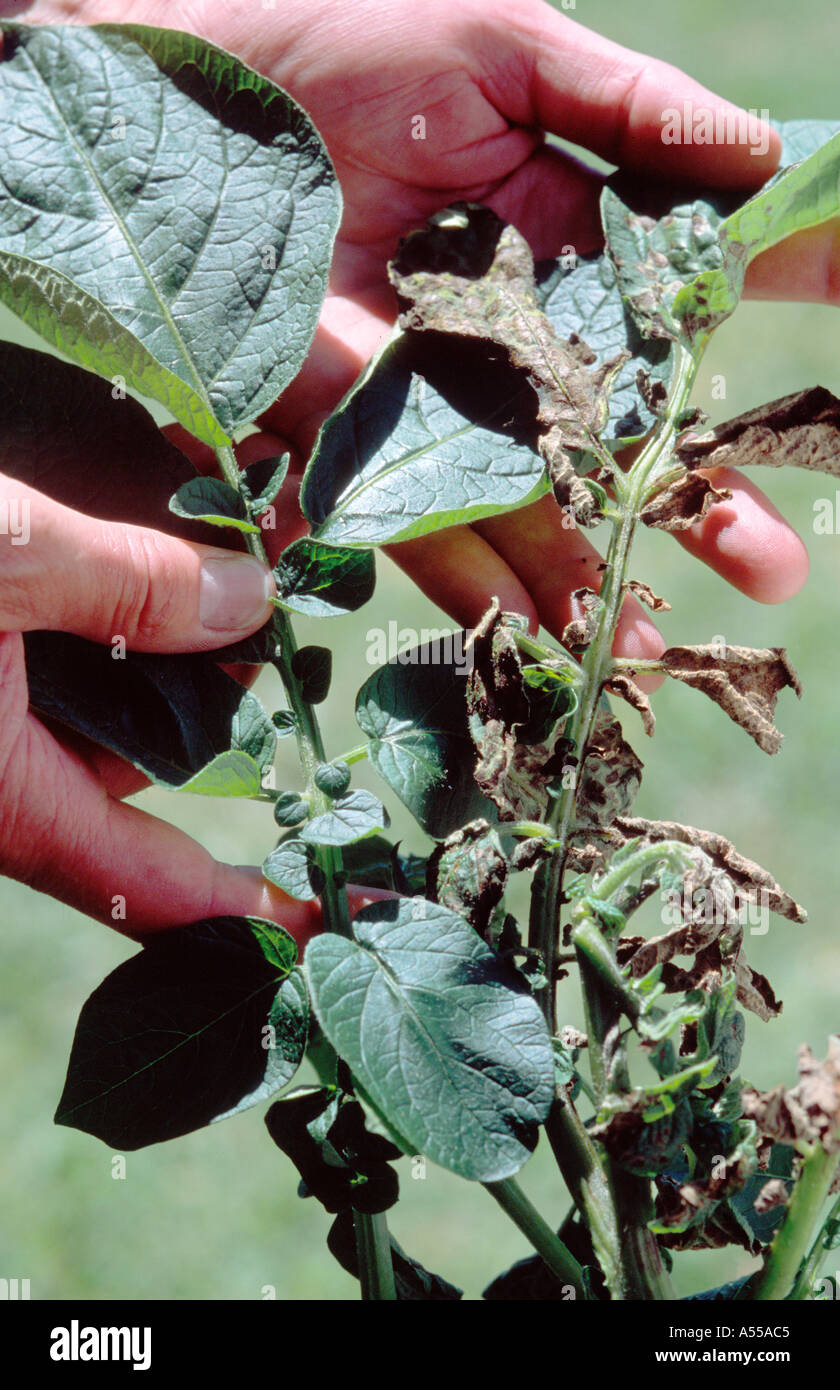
[24,632,276,790]
[274,538,376,617]
[169,478,260,534]
[0,22,340,442]
[55,917,307,1148]
[355,642,492,839]
[304,898,555,1182]
[300,789,389,847]
[262,838,325,901]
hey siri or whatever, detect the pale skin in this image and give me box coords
[1,0,833,943]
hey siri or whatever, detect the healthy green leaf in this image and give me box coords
[24,632,276,789]
[0,22,340,442]
[356,643,492,838]
[169,477,260,534]
[291,645,332,704]
[274,539,376,617]
[265,1089,401,1215]
[771,117,840,166]
[262,838,325,901]
[242,454,290,513]
[300,790,388,847]
[301,328,550,546]
[327,1209,463,1299]
[303,897,555,1182]
[55,916,307,1148]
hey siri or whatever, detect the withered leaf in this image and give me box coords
[426,820,507,939]
[754,1178,789,1214]
[742,1038,840,1155]
[590,1093,693,1176]
[390,203,628,526]
[640,472,731,531]
[467,600,573,821]
[573,713,643,830]
[676,386,840,477]
[607,672,656,737]
[613,815,806,924]
[561,587,601,650]
[659,644,802,755]
[626,579,671,612]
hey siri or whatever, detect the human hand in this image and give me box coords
[24,0,818,656]
[0,424,388,941]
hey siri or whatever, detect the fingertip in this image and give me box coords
[674,466,810,604]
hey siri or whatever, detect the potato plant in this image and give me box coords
[3,21,840,1301]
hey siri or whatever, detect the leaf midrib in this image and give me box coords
[18,39,223,434]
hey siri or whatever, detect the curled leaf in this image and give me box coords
[659,644,802,754]
[640,472,731,531]
[626,579,671,612]
[613,815,806,924]
[743,1038,840,1155]
[426,820,507,939]
[574,713,643,830]
[676,386,840,477]
[607,673,655,737]
[561,587,601,651]
[390,203,627,525]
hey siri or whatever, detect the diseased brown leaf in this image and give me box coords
[654,1129,760,1249]
[659,644,802,754]
[613,815,806,924]
[390,203,628,526]
[466,600,570,820]
[626,579,671,612]
[561,587,600,650]
[676,386,840,477]
[607,672,656,737]
[754,1178,788,1214]
[742,1037,840,1155]
[426,819,507,939]
[640,471,731,530]
[573,713,644,830]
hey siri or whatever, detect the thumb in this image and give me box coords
[0,475,275,651]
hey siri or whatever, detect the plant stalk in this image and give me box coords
[749,1143,840,1301]
[215,442,388,1295]
[484,1177,588,1295]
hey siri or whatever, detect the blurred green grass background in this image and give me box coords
[1,0,839,1301]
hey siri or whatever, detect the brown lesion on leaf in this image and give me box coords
[606,672,656,737]
[640,471,732,531]
[675,386,840,476]
[561,586,601,651]
[389,202,628,527]
[608,815,806,924]
[572,713,644,830]
[742,1037,840,1155]
[626,578,671,612]
[658,644,802,755]
[466,599,572,821]
[426,819,508,940]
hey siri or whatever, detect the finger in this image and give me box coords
[0,658,388,943]
[474,494,665,662]
[0,475,275,651]
[670,466,810,603]
[492,1,780,184]
[386,523,539,632]
[744,221,840,307]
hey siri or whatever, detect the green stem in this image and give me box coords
[749,1143,840,1301]
[484,1177,587,1295]
[788,1190,840,1300]
[544,1097,622,1292]
[215,442,385,1291]
[354,1210,398,1301]
[335,743,370,766]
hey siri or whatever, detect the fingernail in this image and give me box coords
[200,555,274,632]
